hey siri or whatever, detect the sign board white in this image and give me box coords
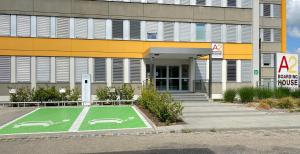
[276,53,299,89]
[81,74,91,106]
[211,43,224,59]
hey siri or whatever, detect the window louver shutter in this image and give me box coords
[196,23,206,41]
[211,0,221,6]
[263,54,272,66]
[263,28,271,42]
[146,21,158,40]
[179,23,191,41]
[180,0,190,5]
[0,15,10,36]
[241,61,252,82]
[241,0,252,8]
[226,25,237,42]
[227,61,236,81]
[163,22,174,41]
[56,17,70,38]
[75,58,88,82]
[0,56,11,82]
[195,60,206,80]
[273,4,280,17]
[16,57,31,82]
[130,59,141,82]
[211,24,222,42]
[56,57,70,82]
[94,19,106,39]
[263,4,271,16]
[273,29,281,42]
[112,20,123,39]
[37,16,51,38]
[147,0,158,3]
[212,60,222,82]
[113,59,124,83]
[130,20,141,40]
[17,16,31,37]
[164,0,175,4]
[94,58,106,82]
[130,0,141,2]
[241,25,252,43]
[227,0,236,7]
[36,57,50,82]
[75,18,88,39]
[196,0,206,5]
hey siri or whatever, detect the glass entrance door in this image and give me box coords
[155,66,167,91]
[169,66,180,91]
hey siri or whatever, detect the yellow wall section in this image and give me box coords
[0,37,252,59]
[281,0,286,52]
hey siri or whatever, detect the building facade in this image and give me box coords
[0,0,286,100]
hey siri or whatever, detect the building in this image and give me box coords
[0,0,286,101]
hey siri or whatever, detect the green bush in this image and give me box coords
[96,87,110,100]
[117,84,135,100]
[32,86,61,102]
[238,87,255,103]
[291,89,300,98]
[274,88,290,99]
[256,88,273,99]
[224,89,236,103]
[276,97,296,109]
[9,87,33,102]
[66,88,80,101]
[138,86,183,124]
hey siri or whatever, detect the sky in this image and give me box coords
[287,0,300,54]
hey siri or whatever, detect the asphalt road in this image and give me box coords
[1,129,300,154]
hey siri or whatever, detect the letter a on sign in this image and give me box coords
[278,56,289,73]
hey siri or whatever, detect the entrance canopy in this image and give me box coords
[146,47,211,59]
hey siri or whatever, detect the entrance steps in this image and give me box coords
[172,93,209,102]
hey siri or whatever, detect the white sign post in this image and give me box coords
[81,74,91,106]
[211,43,224,59]
[276,53,299,89]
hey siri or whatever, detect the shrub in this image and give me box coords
[66,88,80,101]
[9,87,33,102]
[276,97,296,109]
[117,84,135,100]
[274,88,290,99]
[32,86,61,102]
[138,86,183,124]
[238,87,255,103]
[96,87,110,100]
[255,88,273,100]
[224,89,236,103]
[258,99,278,108]
[256,101,271,110]
[291,89,300,98]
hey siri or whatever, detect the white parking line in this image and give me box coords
[132,106,152,128]
[69,107,90,132]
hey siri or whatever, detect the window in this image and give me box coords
[196,0,206,6]
[241,25,252,43]
[180,0,190,5]
[163,22,174,41]
[196,23,206,41]
[94,19,106,39]
[75,18,88,39]
[273,4,281,17]
[227,0,236,7]
[179,23,191,42]
[56,57,70,82]
[211,0,221,7]
[146,21,158,40]
[94,58,106,82]
[17,15,31,37]
[273,29,281,42]
[212,60,222,82]
[37,16,51,38]
[241,61,252,82]
[226,25,237,42]
[227,61,236,82]
[263,28,271,42]
[241,0,252,8]
[75,58,88,82]
[36,57,50,83]
[56,17,70,38]
[130,59,141,82]
[262,54,274,67]
[112,59,124,83]
[130,20,140,40]
[147,0,158,3]
[263,4,271,17]
[112,20,123,39]
[0,56,11,83]
[195,60,206,80]
[164,0,175,4]
[16,57,31,82]
[211,24,222,42]
[0,15,11,36]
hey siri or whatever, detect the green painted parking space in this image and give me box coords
[0,107,83,135]
[79,106,149,132]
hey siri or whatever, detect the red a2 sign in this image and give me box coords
[276,53,299,89]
